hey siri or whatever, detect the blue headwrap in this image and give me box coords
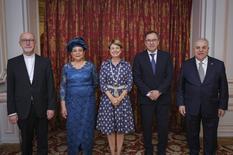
[66,37,88,52]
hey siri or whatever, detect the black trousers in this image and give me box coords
[140,103,170,155]
[186,114,219,155]
[17,104,48,155]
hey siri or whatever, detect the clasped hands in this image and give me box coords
[106,90,127,107]
[109,95,124,107]
[147,90,161,101]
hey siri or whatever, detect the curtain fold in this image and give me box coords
[42,0,192,131]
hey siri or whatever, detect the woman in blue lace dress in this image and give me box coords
[60,37,97,155]
[96,39,135,155]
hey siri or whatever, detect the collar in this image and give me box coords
[23,53,35,59]
[147,50,158,55]
[195,56,208,65]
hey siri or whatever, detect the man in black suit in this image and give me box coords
[7,32,56,155]
[177,38,229,155]
[133,31,173,155]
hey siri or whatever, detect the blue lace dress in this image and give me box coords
[96,59,135,134]
[60,61,97,155]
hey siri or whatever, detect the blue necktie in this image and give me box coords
[150,54,156,75]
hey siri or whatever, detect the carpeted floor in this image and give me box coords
[0,130,233,155]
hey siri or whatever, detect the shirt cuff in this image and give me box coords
[8,113,17,116]
[146,92,151,97]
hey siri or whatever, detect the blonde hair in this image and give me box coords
[108,39,123,49]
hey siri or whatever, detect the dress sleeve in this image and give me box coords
[60,65,67,101]
[99,62,109,93]
[124,62,133,92]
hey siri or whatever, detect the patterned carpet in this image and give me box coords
[1,129,233,155]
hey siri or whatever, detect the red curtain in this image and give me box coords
[42,0,192,130]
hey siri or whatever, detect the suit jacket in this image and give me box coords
[133,50,173,105]
[176,56,229,117]
[7,54,56,119]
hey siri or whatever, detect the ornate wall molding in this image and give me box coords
[0,93,19,143]
[228,80,233,111]
[0,0,8,74]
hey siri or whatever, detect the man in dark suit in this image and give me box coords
[7,32,56,155]
[177,38,229,155]
[133,31,173,155]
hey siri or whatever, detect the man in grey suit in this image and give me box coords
[177,38,229,155]
[7,32,56,155]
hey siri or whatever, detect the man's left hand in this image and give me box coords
[218,109,225,117]
[47,110,55,120]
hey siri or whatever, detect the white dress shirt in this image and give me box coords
[23,53,35,84]
[147,50,158,63]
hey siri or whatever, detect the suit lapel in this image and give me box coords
[142,51,155,76]
[19,55,32,85]
[190,58,202,84]
[32,55,39,85]
[203,57,215,84]
[156,51,163,76]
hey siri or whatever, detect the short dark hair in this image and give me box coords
[144,31,160,40]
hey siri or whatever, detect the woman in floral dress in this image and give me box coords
[97,39,134,155]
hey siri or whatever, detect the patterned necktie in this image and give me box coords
[198,61,205,83]
[150,54,156,75]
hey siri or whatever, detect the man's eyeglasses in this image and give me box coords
[145,39,159,43]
